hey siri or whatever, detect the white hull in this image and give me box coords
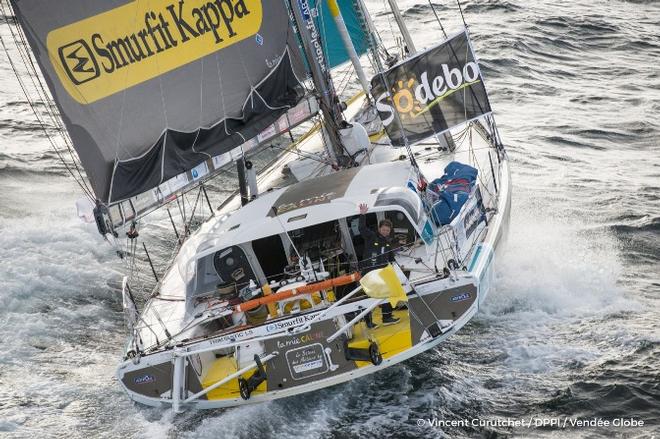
[117,95,511,411]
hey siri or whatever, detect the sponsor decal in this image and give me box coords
[58,39,100,85]
[275,191,337,215]
[370,30,492,146]
[133,374,156,385]
[375,63,482,127]
[47,0,263,103]
[265,313,320,332]
[285,342,328,380]
[420,219,434,245]
[209,328,255,344]
[276,331,323,349]
[463,188,486,239]
[450,292,471,303]
[295,0,327,73]
[463,204,481,239]
[190,161,207,181]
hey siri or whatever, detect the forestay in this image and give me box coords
[11,0,308,203]
[371,29,492,146]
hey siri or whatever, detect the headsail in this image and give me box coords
[10,0,308,203]
[371,29,492,146]
[313,0,369,69]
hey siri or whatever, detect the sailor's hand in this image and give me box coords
[359,203,368,215]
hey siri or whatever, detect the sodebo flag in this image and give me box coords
[370,29,492,146]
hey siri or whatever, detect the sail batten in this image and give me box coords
[10,0,308,203]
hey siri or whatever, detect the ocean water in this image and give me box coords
[1,1,659,438]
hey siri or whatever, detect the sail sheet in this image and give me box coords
[371,29,492,146]
[11,0,308,203]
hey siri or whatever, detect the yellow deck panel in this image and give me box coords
[202,308,412,399]
[347,309,412,368]
[201,356,267,400]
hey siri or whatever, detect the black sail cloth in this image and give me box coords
[371,29,492,147]
[11,0,307,203]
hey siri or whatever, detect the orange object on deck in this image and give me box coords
[262,283,279,318]
[235,272,361,313]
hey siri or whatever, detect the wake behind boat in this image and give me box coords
[4,0,511,411]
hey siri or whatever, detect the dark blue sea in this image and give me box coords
[0,0,658,437]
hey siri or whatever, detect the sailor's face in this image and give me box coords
[379,225,391,237]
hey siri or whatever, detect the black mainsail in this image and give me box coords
[10,0,308,203]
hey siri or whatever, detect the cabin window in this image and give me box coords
[252,234,288,283]
[385,210,419,247]
[212,246,256,292]
[347,210,419,264]
[289,220,343,262]
[249,221,349,286]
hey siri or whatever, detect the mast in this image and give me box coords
[326,0,371,101]
[289,0,346,160]
[386,0,416,53]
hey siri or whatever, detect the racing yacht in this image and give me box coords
[5,0,510,411]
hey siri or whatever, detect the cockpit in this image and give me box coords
[188,202,425,306]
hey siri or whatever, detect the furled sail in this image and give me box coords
[371,29,492,146]
[10,0,308,203]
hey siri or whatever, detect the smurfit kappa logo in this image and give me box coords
[47,0,263,103]
[58,39,100,85]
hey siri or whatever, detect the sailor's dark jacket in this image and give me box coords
[359,214,395,269]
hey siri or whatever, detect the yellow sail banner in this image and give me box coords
[46,0,263,103]
[359,265,408,307]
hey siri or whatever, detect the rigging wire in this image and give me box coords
[455,0,468,29]
[427,1,448,38]
[2,4,78,152]
[0,2,95,199]
[0,40,95,200]
[269,142,334,167]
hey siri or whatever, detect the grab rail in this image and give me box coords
[326,298,385,343]
[292,284,364,333]
[235,272,361,313]
[183,351,279,404]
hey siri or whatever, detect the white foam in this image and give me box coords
[474,201,642,376]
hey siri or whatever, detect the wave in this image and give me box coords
[463,0,521,14]
[539,340,660,423]
[533,15,620,35]
[610,216,660,234]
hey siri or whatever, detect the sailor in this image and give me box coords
[358,203,400,327]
